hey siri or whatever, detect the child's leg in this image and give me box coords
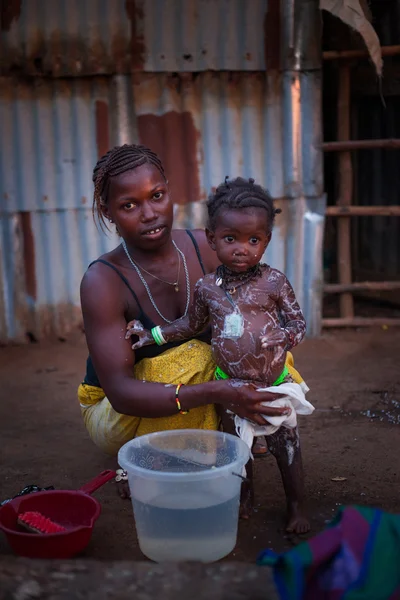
[253,436,268,456]
[266,426,310,534]
[218,406,254,519]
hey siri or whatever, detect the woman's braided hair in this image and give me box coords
[206,176,281,233]
[92,144,166,230]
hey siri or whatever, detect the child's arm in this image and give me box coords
[261,276,306,350]
[125,280,210,350]
[276,276,306,349]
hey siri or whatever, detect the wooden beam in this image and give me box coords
[322,139,400,152]
[323,318,400,328]
[337,64,354,319]
[326,205,400,217]
[323,45,400,61]
[324,281,400,294]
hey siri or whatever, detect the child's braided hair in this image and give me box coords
[92,144,166,230]
[206,176,281,233]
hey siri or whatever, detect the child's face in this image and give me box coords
[206,207,271,272]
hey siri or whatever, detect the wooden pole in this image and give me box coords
[324,281,400,294]
[323,45,400,61]
[322,139,400,152]
[337,64,354,319]
[323,317,400,328]
[326,205,400,217]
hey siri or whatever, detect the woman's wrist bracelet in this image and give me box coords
[175,383,189,415]
[151,326,167,346]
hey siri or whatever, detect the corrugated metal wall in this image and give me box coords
[0,0,325,343]
[1,0,268,75]
[0,77,119,341]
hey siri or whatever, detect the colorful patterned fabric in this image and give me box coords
[258,506,400,600]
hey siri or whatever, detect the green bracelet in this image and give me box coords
[151,326,167,346]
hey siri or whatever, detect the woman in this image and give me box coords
[78,144,308,532]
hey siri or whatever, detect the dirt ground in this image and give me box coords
[1,328,400,562]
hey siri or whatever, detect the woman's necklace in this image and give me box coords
[121,238,191,324]
[126,247,181,292]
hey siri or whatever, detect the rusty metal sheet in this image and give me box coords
[142,0,268,72]
[0,212,27,343]
[1,0,269,76]
[0,76,112,213]
[0,208,119,343]
[1,0,133,77]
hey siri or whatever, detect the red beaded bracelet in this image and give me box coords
[175,383,188,415]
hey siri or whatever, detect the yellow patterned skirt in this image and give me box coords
[77,339,304,456]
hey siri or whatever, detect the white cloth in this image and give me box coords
[234,381,315,454]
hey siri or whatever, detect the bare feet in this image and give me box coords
[116,479,130,499]
[286,502,310,534]
[265,427,310,534]
[252,436,269,457]
[239,460,254,520]
[239,487,253,520]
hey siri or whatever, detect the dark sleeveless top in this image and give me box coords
[84,230,209,387]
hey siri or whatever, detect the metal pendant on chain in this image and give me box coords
[121,238,191,324]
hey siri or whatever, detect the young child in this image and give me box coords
[126,177,313,533]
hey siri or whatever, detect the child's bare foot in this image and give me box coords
[266,427,310,534]
[252,437,268,457]
[239,489,253,519]
[239,461,254,519]
[115,469,130,499]
[286,502,310,534]
[116,480,130,499]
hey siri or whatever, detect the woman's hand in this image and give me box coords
[125,320,154,350]
[217,380,291,426]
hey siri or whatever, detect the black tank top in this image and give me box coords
[84,230,209,387]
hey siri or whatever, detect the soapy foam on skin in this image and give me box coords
[129,264,306,387]
[186,266,306,386]
[286,441,295,466]
[267,425,300,466]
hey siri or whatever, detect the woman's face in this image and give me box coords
[103,163,174,251]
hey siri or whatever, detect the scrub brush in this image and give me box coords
[17,511,66,534]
